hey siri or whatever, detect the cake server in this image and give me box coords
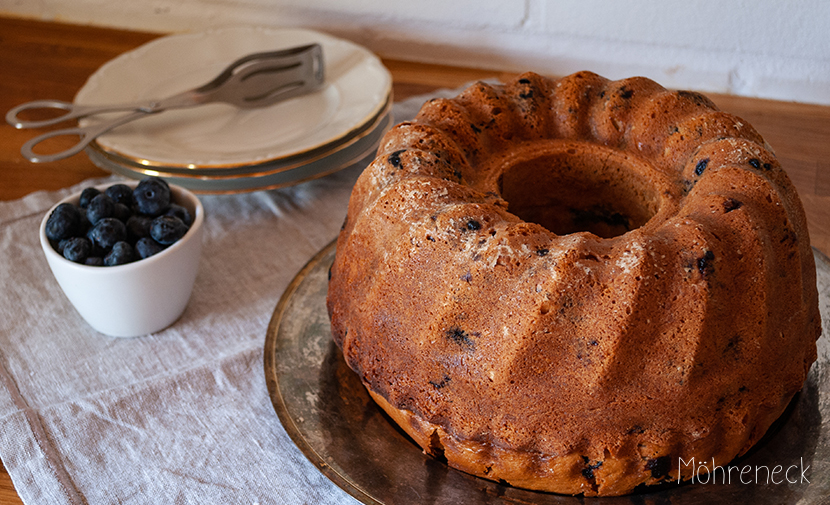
[6,43,324,163]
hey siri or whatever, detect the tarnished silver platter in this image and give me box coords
[264,241,830,504]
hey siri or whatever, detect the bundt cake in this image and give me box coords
[325,71,822,496]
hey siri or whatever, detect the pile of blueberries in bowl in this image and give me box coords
[45,177,192,266]
[39,176,204,336]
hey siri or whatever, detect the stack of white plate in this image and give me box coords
[78,26,393,193]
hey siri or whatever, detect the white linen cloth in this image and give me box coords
[0,89,461,505]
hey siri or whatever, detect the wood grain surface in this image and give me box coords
[0,15,828,505]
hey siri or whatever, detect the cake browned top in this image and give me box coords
[326,71,821,495]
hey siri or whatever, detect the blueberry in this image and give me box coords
[164,203,193,227]
[84,256,104,266]
[646,456,672,480]
[112,202,132,222]
[87,238,107,259]
[135,237,166,259]
[62,237,91,263]
[126,215,153,241]
[78,207,91,232]
[694,158,709,176]
[697,250,716,277]
[86,193,115,225]
[79,187,101,208]
[87,217,127,249]
[446,327,474,347]
[582,459,603,481]
[150,215,188,245]
[388,149,405,168]
[45,203,81,241]
[104,241,135,266]
[133,177,170,216]
[105,184,134,206]
[56,238,71,254]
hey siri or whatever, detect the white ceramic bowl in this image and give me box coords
[39,180,204,337]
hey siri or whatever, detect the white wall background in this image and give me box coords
[3,0,829,105]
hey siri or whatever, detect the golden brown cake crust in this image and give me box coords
[326,71,822,496]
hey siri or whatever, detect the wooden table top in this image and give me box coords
[0,15,828,505]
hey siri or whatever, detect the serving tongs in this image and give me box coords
[6,43,324,163]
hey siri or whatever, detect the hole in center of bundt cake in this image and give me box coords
[497,141,661,238]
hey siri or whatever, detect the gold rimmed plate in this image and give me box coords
[85,96,391,179]
[264,242,830,504]
[75,26,392,169]
[87,111,392,194]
